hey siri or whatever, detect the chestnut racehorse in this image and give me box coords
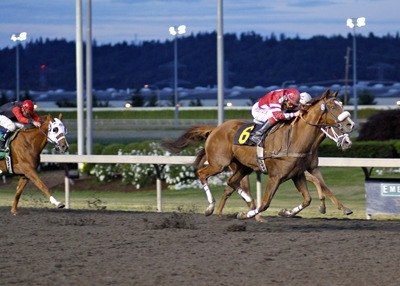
[189,124,353,220]
[162,119,353,220]
[162,90,354,219]
[0,114,69,214]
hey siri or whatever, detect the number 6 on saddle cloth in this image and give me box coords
[233,122,279,146]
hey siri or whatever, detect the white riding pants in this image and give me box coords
[251,102,273,124]
[0,115,24,131]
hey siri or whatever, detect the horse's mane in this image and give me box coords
[40,114,52,123]
[301,89,337,113]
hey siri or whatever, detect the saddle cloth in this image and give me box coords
[0,130,18,173]
[233,123,259,146]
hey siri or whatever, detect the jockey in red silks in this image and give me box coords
[249,88,311,146]
[0,100,41,150]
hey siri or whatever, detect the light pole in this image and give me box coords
[169,25,186,128]
[10,32,27,101]
[346,17,366,126]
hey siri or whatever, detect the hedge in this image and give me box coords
[318,140,399,158]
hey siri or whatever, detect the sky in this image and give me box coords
[1,0,399,49]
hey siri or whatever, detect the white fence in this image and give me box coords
[41,154,400,211]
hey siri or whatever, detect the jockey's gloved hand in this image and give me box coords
[33,121,41,128]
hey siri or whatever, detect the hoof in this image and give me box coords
[255,214,266,223]
[343,209,353,215]
[319,205,326,214]
[204,202,215,216]
[57,202,65,209]
[236,212,247,220]
[278,208,291,217]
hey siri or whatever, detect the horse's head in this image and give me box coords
[46,113,69,153]
[303,89,355,134]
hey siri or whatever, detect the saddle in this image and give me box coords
[233,122,283,174]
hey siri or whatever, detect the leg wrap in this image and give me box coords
[50,196,59,206]
[292,204,304,214]
[246,208,259,218]
[202,184,214,204]
[237,188,252,203]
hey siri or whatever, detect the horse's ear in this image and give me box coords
[322,89,331,100]
[332,90,339,98]
[58,113,63,121]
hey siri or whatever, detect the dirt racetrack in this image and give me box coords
[1,206,399,286]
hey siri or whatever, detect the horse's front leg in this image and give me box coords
[23,169,65,209]
[11,176,29,215]
[308,168,353,215]
[279,174,311,217]
[305,170,326,214]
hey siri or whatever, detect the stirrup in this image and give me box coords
[256,146,267,173]
[249,135,261,145]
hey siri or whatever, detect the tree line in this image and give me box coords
[0,31,399,92]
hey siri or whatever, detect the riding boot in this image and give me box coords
[249,121,273,146]
[0,130,12,151]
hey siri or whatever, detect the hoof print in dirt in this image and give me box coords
[148,213,196,230]
[226,223,246,232]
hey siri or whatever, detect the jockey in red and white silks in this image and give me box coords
[251,88,301,125]
[249,88,311,145]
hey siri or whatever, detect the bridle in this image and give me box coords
[320,126,352,149]
[38,118,68,151]
[297,97,353,149]
[299,97,353,131]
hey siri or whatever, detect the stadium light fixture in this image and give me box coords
[346,17,366,126]
[169,25,186,128]
[10,32,28,101]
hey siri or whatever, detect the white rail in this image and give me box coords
[41,155,400,168]
[40,155,400,211]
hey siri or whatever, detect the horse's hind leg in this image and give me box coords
[305,171,327,214]
[11,176,29,214]
[216,164,255,215]
[308,168,353,215]
[197,164,226,216]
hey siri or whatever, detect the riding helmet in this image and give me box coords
[286,88,300,106]
[22,100,35,114]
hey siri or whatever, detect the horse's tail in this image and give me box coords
[193,147,207,170]
[160,125,216,154]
